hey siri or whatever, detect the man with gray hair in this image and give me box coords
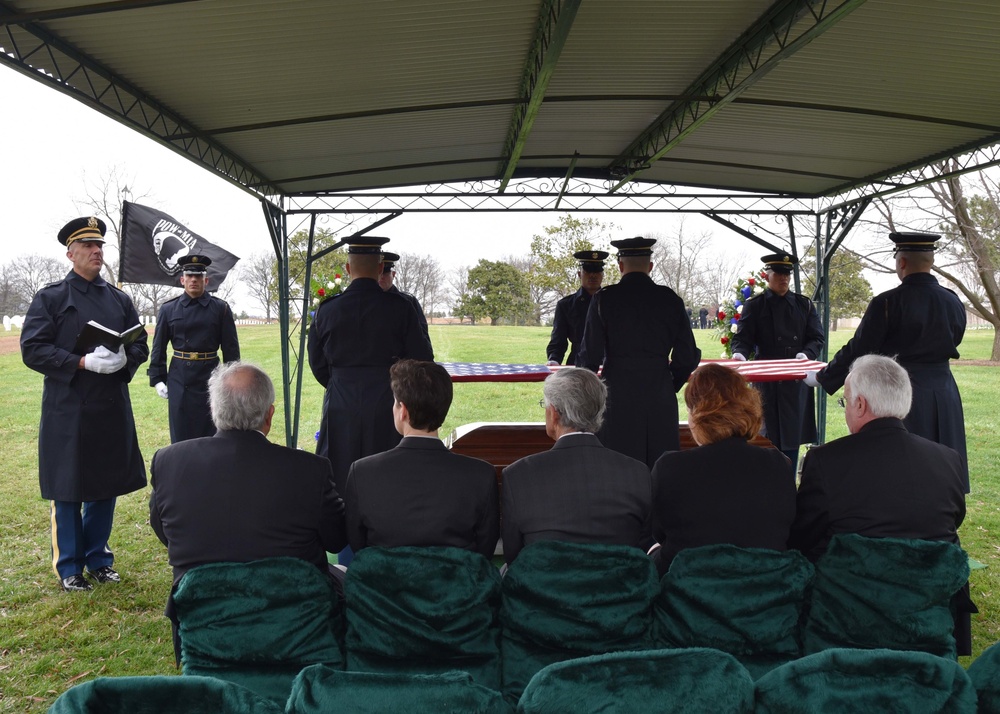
[500,367,652,565]
[789,354,965,562]
[150,361,347,588]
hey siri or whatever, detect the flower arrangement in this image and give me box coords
[714,270,767,358]
[308,273,346,320]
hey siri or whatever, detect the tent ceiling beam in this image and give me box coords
[608,0,867,190]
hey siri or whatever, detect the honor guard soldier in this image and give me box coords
[378,251,430,341]
[546,250,608,366]
[731,253,825,469]
[21,216,149,591]
[307,236,433,564]
[806,232,970,491]
[578,237,701,468]
[148,254,240,443]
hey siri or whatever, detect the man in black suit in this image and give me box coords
[546,250,608,366]
[789,354,965,561]
[150,361,348,587]
[732,253,824,469]
[501,367,652,565]
[806,232,969,491]
[578,237,701,468]
[345,359,499,559]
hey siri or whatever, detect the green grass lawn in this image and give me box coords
[0,324,997,710]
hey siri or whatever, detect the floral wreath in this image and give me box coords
[308,273,347,320]
[714,270,767,358]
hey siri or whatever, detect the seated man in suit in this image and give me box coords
[789,354,972,653]
[150,361,347,583]
[150,361,347,657]
[345,359,500,558]
[501,367,652,565]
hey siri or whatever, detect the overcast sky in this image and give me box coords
[2,64,897,313]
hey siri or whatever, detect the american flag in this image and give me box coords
[441,359,826,384]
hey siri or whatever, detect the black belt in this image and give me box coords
[173,350,218,361]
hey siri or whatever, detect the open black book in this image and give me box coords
[74,320,145,354]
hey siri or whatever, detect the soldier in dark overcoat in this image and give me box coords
[378,251,430,341]
[546,250,608,366]
[578,237,701,469]
[20,217,149,591]
[732,253,825,468]
[307,236,433,565]
[807,232,969,491]
[148,254,240,442]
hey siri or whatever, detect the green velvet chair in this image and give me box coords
[172,557,344,704]
[516,647,755,714]
[286,664,511,714]
[802,534,969,658]
[754,648,977,713]
[652,545,814,679]
[47,674,284,713]
[966,639,1000,713]
[344,546,503,690]
[500,541,660,703]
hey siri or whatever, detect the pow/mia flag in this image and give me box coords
[119,201,239,289]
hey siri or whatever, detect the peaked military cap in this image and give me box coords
[890,232,940,253]
[381,251,400,273]
[345,236,390,255]
[58,216,106,246]
[574,250,609,273]
[761,253,798,274]
[610,237,656,257]
[180,254,212,274]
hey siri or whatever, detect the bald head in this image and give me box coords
[895,250,934,279]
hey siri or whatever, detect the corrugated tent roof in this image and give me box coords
[3,0,1000,206]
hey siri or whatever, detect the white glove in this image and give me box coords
[546,360,560,367]
[795,352,809,360]
[84,345,127,374]
[155,381,169,399]
[731,353,747,362]
[803,370,820,388]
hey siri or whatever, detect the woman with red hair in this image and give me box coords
[649,363,796,576]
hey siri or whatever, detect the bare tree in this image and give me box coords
[8,254,66,312]
[394,252,444,317]
[241,250,280,319]
[695,249,751,312]
[651,218,714,307]
[74,165,175,314]
[448,265,471,322]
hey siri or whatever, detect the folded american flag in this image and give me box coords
[441,359,826,384]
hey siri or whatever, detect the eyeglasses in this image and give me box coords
[836,397,847,408]
[538,399,546,408]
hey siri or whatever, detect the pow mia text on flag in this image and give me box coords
[119,201,239,289]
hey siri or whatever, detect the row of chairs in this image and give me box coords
[49,645,1000,713]
[161,533,970,705]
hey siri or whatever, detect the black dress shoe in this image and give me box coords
[86,566,121,584]
[62,574,93,592]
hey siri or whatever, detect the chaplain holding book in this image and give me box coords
[147,254,240,442]
[21,216,150,592]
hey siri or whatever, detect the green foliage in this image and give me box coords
[802,249,874,323]
[276,229,349,311]
[457,259,532,325]
[527,215,618,299]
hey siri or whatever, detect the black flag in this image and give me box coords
[119,201,240,289]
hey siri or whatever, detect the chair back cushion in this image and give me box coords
[966,639,1000,713]
[653,545,813,677]
[286,665,510,714]
[500,541,659,702]
[48,675,284,714]
[803,534,968,658]
[754,648,977,713]
[344,546,502,689]
[517,648,754,714]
